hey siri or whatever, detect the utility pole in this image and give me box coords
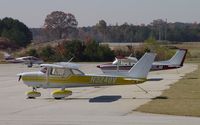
[165,18,167,41]
[159,26,161,41]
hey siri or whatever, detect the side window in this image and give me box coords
[51,68,66,76]
[71,69,84,75]
[64,69,72,76]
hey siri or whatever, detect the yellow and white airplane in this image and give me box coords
[18,53,156,99]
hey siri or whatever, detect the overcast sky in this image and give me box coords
[0,0,199,28]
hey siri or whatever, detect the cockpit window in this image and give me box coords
[50,68,72,76]
[51,68,63,76]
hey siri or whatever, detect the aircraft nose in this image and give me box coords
[18,75,22,81]
[17,73,25,82]
[17,73,24,81]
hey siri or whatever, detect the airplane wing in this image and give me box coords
[41,62,80,69]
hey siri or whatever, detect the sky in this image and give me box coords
[0,0,200,28]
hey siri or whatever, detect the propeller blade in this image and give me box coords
[18,75,22,81]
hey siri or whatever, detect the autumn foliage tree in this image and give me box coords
[44,11,78,39]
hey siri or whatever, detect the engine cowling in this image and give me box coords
[51,90,72,99]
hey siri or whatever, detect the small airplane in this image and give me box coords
[15,56,44,67]
[112,54,138,65]
[97,49,187,75]
[18,53,156,99]
[5,56,43,67]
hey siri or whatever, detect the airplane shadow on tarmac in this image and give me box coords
[147,78,163,81]
[89,95,122,103]
[44,95,122,103]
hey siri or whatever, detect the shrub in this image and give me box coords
[39,45,56,61]
[144,37,174,60]
[37,40,115,62]
[27,48,39,57]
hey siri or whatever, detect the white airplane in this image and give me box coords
[18,53,156,99]
[112,54,138,65]
[16,56,43,64]
[5,56,44,67]
[97,49,187,75]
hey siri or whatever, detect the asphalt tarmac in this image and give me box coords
[0,63,199,125]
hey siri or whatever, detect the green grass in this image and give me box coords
[136,63,200,117]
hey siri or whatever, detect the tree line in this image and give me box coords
[1,11,200,51]
[32,17,200,43]
[78,19,200,42]
[0,12,178,62]
[1,11,198,48]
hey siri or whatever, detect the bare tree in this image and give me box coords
[44,11,78,39]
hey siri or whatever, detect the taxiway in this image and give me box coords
[0,63,199,125]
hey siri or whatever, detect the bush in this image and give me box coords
[62,40,85,61]
[40,46,56,61]
[35,40,115,62]
[83,41,114,61]
[144,37,174,60]
[99,45,115,61]
[83,41,99,61]
[27,49,39,57]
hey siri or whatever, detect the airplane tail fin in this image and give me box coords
[168,49,187,66]
[128,53,156,79]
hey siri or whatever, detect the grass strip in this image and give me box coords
[136,63,200,117]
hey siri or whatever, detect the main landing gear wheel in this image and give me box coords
[51,89,72,99]
[26,88,41,99]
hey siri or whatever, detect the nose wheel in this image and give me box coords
[26,87,41,99]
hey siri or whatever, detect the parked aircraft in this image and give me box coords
[5,56,44,67]
[18,53,156,99]
[97,49,187,75]
[112,54,138,65]
[16,56,43,66]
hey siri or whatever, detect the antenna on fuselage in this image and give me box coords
[67,57,74,63]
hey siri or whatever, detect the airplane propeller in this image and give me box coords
[18,75,22,81]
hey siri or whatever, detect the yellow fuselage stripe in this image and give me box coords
[22,75,145,85]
